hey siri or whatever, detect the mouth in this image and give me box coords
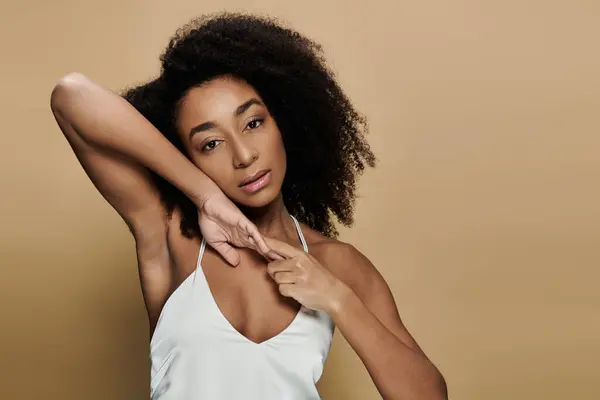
[239,169,272,194]
[239,169,271,187]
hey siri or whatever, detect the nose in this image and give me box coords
[230,136,258,169]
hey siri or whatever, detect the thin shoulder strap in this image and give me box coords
[198,237,207,268]
[290,215,309,252]
[193,237,207,284]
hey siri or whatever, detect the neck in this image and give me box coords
[238,195,296,240]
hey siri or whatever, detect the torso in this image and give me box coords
[141,208,346,343]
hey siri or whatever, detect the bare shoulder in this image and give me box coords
[300,224,382,295]
[300,223,427,355]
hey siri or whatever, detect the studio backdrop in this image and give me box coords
[1,1,599,399]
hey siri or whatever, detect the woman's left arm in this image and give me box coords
[265,238,447,400]
[327,245,447,400]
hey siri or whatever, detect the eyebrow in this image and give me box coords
[188,98,265,139]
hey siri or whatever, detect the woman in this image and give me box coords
[50,12,446,400]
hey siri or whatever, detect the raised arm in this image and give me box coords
[50,73,221,226]
[50,73,276,322]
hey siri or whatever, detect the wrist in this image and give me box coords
[190,184,223,210]
[327,281,354,316]
[192,192,211,210]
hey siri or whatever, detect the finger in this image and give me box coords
[241,221,282,260]
[269,271,297,284]
[267,259,296,273]
[248,228,275,258]
[264,237,304,259]
[278,283,295,297]
[248,233,283,261]
[267,251,285,261]
[212,242,240,267]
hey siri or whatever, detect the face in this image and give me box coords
[176,76,287,208]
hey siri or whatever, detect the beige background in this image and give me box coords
[1,1,599,399]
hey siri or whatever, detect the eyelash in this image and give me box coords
[246,118,264,130]
[201,118,264,152]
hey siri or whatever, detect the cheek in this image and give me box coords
[195,154,233,186]
[268,132,286,162]
[276,137,287,172]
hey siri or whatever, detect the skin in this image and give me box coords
[51,73,447,399]
[176,76,288,213]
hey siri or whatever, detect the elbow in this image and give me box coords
[436,374,448,400]
[50,72,89,114]
[427,369,448,400]
[388,367,448,400]
[409,366,448,400]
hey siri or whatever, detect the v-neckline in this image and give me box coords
[199,260,306,346]
[197,215,309,346]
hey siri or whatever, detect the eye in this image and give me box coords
[246,118,264,130]
[201,139,222,152]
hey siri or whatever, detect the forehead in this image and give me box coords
[177,76,261,126]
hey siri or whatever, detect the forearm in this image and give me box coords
[50,72,218,205]
[330,287,447,400]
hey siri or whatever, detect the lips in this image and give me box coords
[239,169,271,187]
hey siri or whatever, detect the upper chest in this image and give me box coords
[164,231,316,344]
[156,215,354,344]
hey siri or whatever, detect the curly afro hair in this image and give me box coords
[121,12,376,238]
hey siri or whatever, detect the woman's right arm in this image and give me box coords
[50,73,274,318]
[50,73,195,322]
[50,73,222,226]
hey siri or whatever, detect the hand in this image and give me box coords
[264,237,351,313]
[197,193,282,266]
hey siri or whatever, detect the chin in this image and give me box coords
[230,185,282,209]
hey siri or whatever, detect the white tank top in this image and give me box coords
[150,215,336,399]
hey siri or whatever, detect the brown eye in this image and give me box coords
[246,118,264,130]
[202,140,222,152]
